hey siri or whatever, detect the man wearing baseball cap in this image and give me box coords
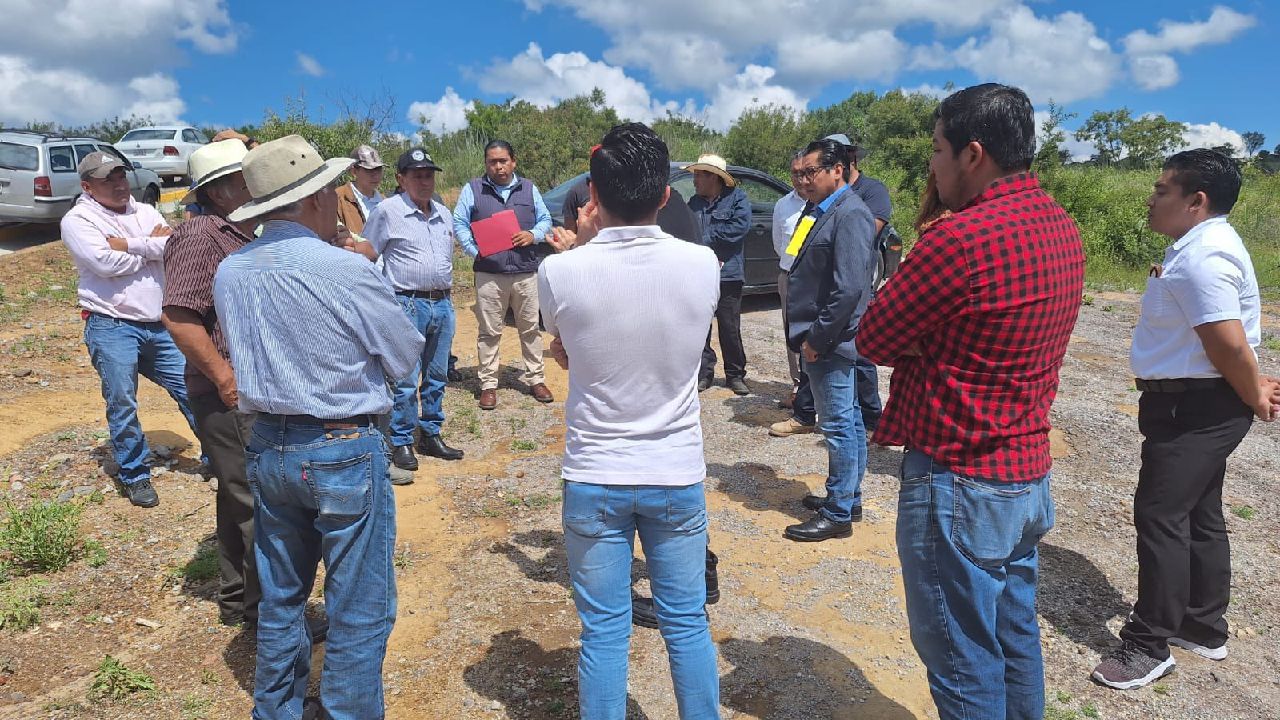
[336,144,385,236]
[60,151,200,508]
[213,135,424,720]
[363,147,466,472]
[687,153,753,395]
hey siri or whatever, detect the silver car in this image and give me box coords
[117,125,208,183]
[0,129,163,224]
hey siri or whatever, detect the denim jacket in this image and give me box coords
[688,186,751,282]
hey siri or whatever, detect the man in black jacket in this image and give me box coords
[781,138,878,542]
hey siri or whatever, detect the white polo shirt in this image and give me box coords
[772,190,806,272]
[538,226,719,486]
[1130,216,1261,379]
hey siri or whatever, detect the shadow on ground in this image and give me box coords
[708,461,814,521]
[1038,542,1130,654]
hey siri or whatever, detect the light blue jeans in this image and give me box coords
[897,449,1054,720]
[246,417,397,720]
[82,313,198,485]
[807,355,866,522]
[562,481,720,720]
[390,295,454,446]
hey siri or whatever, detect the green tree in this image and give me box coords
[722,104,812,181]
[1241,131,1265,157]
[1119,114,1187,168]
[1034,100,1077,169]
[863,90,938,191]
[806,90,877,143]
[1075,109,1133,165]
[651,115,721,162]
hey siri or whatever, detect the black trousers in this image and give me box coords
[701,280,746,381]
[1119,384,1252,658]
[190,392,259,623]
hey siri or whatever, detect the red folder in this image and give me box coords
[472,209,520,257]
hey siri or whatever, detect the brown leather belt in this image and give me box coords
[1135,377,1228,393]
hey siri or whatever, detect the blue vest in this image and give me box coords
[469,176,548,275]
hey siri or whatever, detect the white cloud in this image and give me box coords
[1129,55,1180,91]
[1180,122,1244,156]
[1122,7,1255,94]
[407,87,475,136]
[0,56,185,126]
[952,6,1122,104]
[702,65,807,132]
[774,30,907,87]
[604,32,735,91]
[901,83,952,100]
[296,53,325,77]
[1034,110,1096,161]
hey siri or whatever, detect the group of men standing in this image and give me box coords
[55,79,1278,720]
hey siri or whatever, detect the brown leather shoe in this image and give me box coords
[478,388,497,410]
[531,383,554,403]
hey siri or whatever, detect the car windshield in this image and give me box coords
[0,142,38,170]
[120,129,177,142]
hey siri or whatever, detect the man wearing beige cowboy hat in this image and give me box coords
[687,153,753,395]
[336,144,385,237]
[213,135,424,720]
[163,138,269,630]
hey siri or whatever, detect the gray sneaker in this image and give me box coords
[1169,635,1228,661]
[122,479,159,508]
[1092,643,1176,690]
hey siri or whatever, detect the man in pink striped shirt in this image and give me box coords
[61,151,198,508]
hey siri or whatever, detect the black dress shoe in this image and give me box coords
[800,494,863,521]
[727,377,750,396]
[784,513,853,542]
[632,595,659,629]
[705,549,720,605]
[391,445,418,471]
[416,434,464,461]
[697,376,712,392]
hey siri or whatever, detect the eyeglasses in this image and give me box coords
[790,165,832,183]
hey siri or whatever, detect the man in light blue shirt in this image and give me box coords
[212,135,423,720]
[452,140,556,410]
[364,147,465,471]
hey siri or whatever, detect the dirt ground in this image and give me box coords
[0,240,1277,720]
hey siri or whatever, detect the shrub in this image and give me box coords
[0,577,46,630]
[0,500,82,573]
[90,656,156,700]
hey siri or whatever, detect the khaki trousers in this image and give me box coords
[474,271,544,390]
[778,271,801,387]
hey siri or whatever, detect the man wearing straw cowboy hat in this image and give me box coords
[213,135,423,720]
[686,153,753,396]
[163,138,269,631]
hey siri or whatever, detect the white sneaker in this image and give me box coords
[1169,636,1228,660]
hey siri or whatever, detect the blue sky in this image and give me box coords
[2,1,1275,157]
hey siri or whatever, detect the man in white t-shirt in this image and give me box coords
[539,123,721,719]
[1093,149,1280,690]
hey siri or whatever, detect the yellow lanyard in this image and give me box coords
[784,214,816,257]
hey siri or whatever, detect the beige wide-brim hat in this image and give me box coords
[180,139,250,206]
[228,134,354,223]
[685,153,736,188]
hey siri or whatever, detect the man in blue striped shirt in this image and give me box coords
[213,135,423,720]
[363,147,465,471]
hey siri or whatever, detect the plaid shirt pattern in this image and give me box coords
[856,173,1084,482]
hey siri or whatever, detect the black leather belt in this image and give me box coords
[1135,377,1228,393]
[396,289,450,300]
[257,413,375,428]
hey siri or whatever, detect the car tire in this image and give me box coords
[142,185,160,206]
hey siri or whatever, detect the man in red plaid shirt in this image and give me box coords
[857,83,1085,720]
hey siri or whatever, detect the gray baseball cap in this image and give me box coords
[350,145,384,170]
[823,133,868,162]
[77,151,126,179]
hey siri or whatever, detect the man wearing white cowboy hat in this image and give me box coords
[163,138,267,630]
[213,134,424,720]
[686,153,753,396]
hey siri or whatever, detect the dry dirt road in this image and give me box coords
[0,242,1277,720]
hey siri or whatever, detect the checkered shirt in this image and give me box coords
[856,173,1085,482]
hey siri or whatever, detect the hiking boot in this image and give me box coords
[1092,642,1176,690]
[727,377,750,396]
[770,417,816,437]
[122,479,159,508]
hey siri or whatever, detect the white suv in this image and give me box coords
[117,126,208,183]
[0,129,163,224]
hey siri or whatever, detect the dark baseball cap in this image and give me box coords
[396,147,443,173]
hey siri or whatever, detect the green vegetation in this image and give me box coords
[0,500,83,573]
[511,439,539,452]
[1082,701,1101,718]
[0,577,46,630]
[1232,505,1257,521]
[174,545,220,585]
[89,656,156,700]
[84,539,108,568]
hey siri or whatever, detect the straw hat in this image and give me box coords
[180,139,249,205]
[227,135,354,223]
[685,153,736,188]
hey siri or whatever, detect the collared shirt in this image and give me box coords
[213,220,424,417]
[539,225,720,486]
[162,213,253,396]
[1131,216,1260,379]
[452,174,553,257]
[857,173,1085,482]
[351,183,383,220]
[364,192,455,292]
[688,186,751,281]
[772,190,806,271]
[60,194,171,322]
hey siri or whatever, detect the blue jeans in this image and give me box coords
[562,481,720,720]
[896,449,1054,720]
[83,313,198,485]
[807,355,866,523]
[390,295,454,446]
[792,351,880,431]
[246,417,397,720]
